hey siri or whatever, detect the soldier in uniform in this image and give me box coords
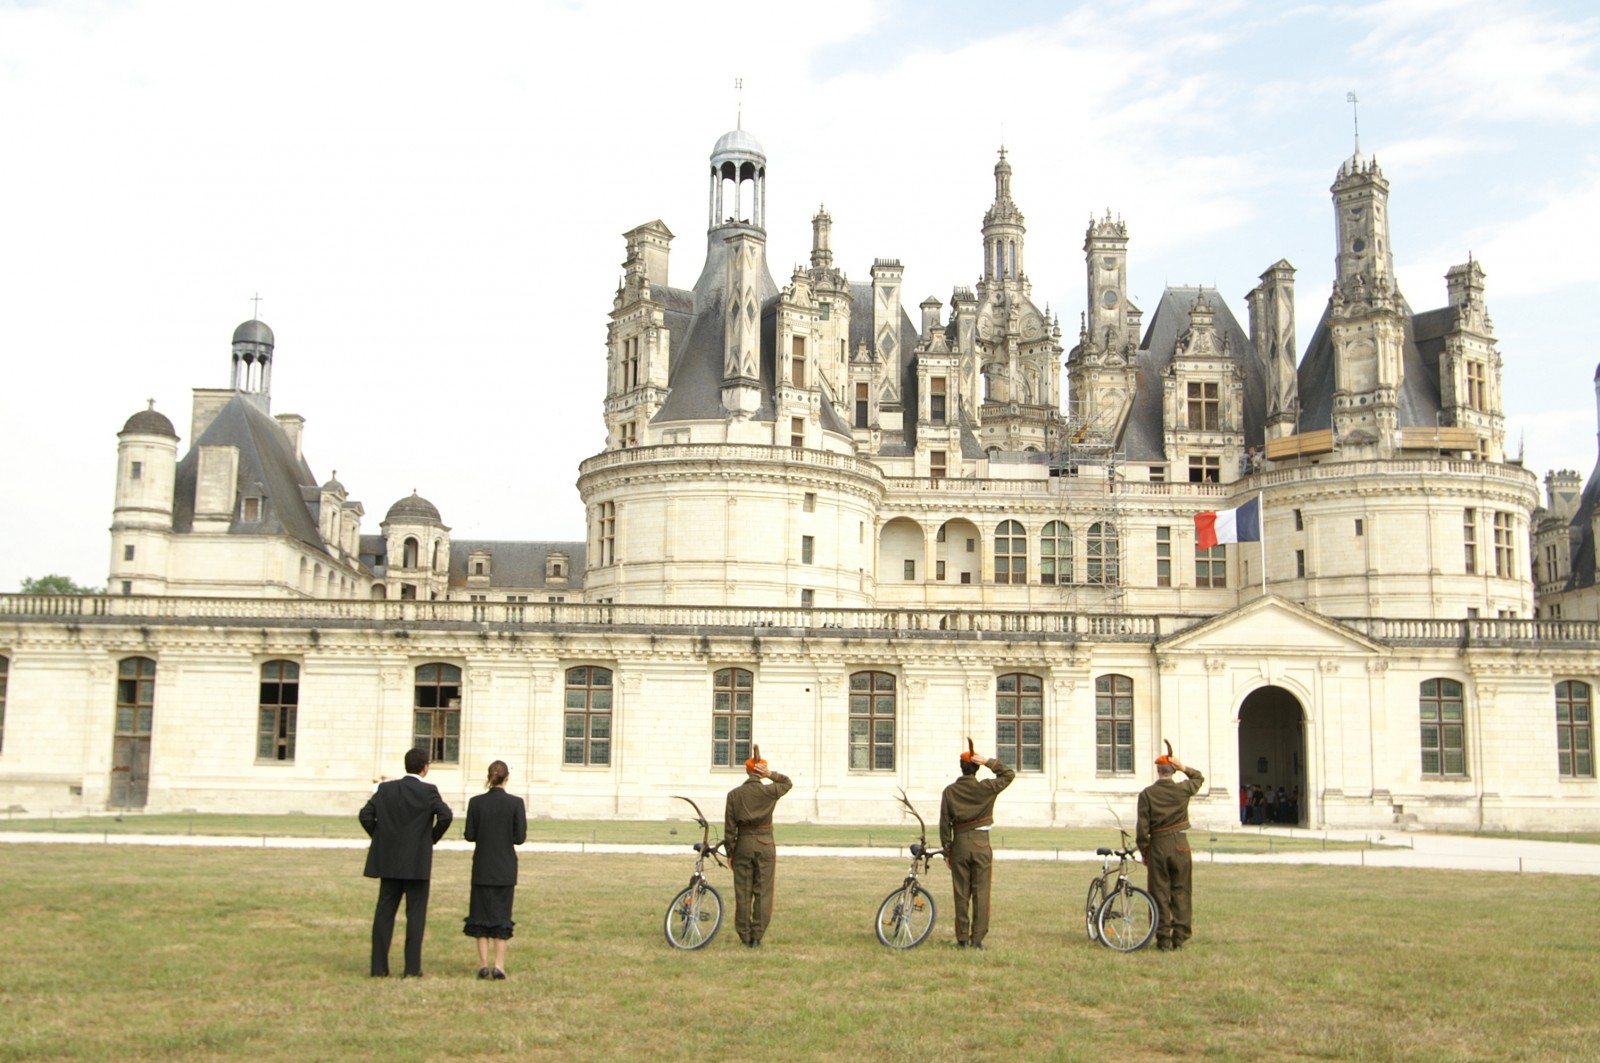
[938,742,1015,950]
[721,744,792,948]
[1136,751,1205,951]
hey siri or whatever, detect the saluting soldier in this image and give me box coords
[938,740,1015,950]
[1136,749,1205,951]
[721,744,792,948]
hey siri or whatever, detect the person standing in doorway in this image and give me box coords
[1136,750,1204,951]
[721,744,792,947]
[938,740,1015,950]
[463,759,527,980]
[360,747,453,977]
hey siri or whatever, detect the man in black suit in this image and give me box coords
[360,747,453,977]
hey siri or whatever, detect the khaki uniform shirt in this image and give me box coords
[1136,767,1205,851]
[723,772,793,851]
[938,758,1016,850]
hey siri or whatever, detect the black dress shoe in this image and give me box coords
[492,968,507,980]
[478,967,490,979]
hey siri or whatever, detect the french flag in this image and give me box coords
[1195,495,1262,551]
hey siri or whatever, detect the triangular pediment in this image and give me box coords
[1156,595,1384,656]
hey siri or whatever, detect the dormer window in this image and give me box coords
[241,497,262,522]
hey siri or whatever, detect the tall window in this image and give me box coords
[1087,522,1119,585]
[1155,526,1171,587]
[996,673,1043,772]
[413,663,461,764]
[801,535,814,564]
[1187,381,1219,430]
[402,537,420,569]
[1419,678,1466,777]
[1543,542,1560,585]
[1195,543,1226,588]
[258,660,299,762]
[712,668,753,769]
[0,654,7,753]
[930,450,947,479]
[1465,361,1485,410]
[1041,521,1072,585]
[598,502,616,566]
[117,657,156,737]
[1556,681,1593,779]
[791,417,805,448]
[994,520,1026,584]
[791,336,806,387]
[1095,674,1134,773]
[1463,509,1478,574]
[930,377,947,424]
[1493,511,1514,577]
[564,666,613,766]
[855,383,869,429]
[849,671,896,771]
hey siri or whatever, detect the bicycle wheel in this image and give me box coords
[664,880,723,950]
[1084,878,1106,944]
[875,884,936,948]
[1096,884,1158,952]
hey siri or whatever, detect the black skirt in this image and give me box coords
[462,884,516,939]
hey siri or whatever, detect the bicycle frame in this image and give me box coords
[876,789,944,948]
[665,795,727,950]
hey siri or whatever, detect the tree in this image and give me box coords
[18,574,102,595]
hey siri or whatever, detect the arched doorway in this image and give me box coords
[1237,686,1305,827]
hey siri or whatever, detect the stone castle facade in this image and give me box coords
[0,126,1594,829]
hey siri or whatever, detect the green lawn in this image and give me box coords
[0,843,1595,1061]
[0,812,1368,854]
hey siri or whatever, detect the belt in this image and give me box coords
[1151,820,1190,835]
[737,821,772,830]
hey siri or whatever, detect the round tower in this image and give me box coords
[379,491,451,601]
[110,401,179,595]
[709,127,766,231]
[231,318,275,396]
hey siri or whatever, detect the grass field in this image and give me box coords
[0,812,1377,855]
[1,842,1597,1062]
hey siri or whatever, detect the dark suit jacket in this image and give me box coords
[464,787,528,886]
[360,774,453,880]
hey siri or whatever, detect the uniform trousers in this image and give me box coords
[1145,831,1193,946]
[731,830,777,944]
[948,829,995,946]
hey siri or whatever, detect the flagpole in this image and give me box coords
[1259,491,1267,598]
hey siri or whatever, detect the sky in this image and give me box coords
[2,0,1599,592]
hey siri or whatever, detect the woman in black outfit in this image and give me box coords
[463,759,527,979]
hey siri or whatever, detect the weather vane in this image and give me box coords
[1347,91,1360,155]
[250,292,263,320]
[735,77,744,129]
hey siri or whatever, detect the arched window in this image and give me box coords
[564,666,613,766]
[1556,680,1593,778]
[849,671,896,771]
[413,663,461,764]
[402,538,419,569]
[712,668,754,768]
[1419,678,1466,777]
[1041,521,1072,585]
[996,673,1043,771]
[258,660,299,762]
[1087,522,1120,585]
[1095,674,1133,773]
[994,520,1026,584]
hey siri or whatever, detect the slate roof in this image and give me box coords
[448,540,587,591]
[1296,299,1445,433]
[172,393,326,554]
[1120,287,1267,461]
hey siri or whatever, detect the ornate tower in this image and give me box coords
[1066,212,1140,445]
[1438,258,1505,461]
[1248,259,1299,442]
[1328,153,1405,457]
[606,220,674,449]
[710,129,769,423]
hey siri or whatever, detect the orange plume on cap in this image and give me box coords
[745,743,767,772]
[1155,739,1175,765]
[960,736,977,763]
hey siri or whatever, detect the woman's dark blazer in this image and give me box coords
[463,787,528,886]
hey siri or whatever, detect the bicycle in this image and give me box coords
[874,789,943,948]
[1086,829,1159,952]
[664,795,726,950]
